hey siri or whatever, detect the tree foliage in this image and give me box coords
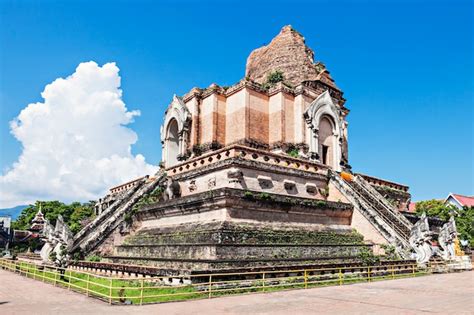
[456,206,474,247]
[415,199,456,221]
[415,199,474,247]
[12,200,95,235]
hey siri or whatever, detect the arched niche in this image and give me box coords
[160,95,192,168]
[303,90,344,171]
[318,115,336,167]
[165,119,180,167]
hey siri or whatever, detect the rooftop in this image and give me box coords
[449,193,474,207]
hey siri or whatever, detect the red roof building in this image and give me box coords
[445,193,474,209]
[408,202,417,213]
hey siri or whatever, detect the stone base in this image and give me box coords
[99,188,368,271]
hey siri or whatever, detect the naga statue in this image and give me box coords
[438,216,457,261]
[409,212,433,265]
[39,215,73,267]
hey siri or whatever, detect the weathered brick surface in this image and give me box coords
[246,25,337,88]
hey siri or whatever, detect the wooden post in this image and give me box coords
[208,275,212,299]
[412,264,415,276]
[68,270,71,290]
[304,270,308,289]
[367,267,371,282]
[391,265,395,279]
[54,269,58,286]
[338,268,343,285]
[86,274,90,296]
[140,279,144,305]
[262,272,266,292]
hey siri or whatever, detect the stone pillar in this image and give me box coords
[332,132,340,171]
[308,127,320,161]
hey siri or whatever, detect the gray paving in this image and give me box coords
[0,269,473,314]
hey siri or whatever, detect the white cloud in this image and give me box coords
[0,61,158,208]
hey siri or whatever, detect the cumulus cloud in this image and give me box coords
[0,61,158,207]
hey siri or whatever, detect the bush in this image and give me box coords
[381,244,400,260]
[258,192,273,201]
[243,191,254,199]
[262,70,285,90]
[287,148,299,158]
[86,255,101,262]
[357,247,380,266]
[266,70,284,84]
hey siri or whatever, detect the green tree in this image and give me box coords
[456,206,474,247]
[415,199,456,221]
[12,200,95,235]
[415,200,474,247]
[69,202,96,234]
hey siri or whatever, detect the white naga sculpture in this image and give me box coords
[409,213,433,265]
[40,215,73,267]
[438,216,457,261]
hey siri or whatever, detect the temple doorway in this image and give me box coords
[165,118,179,167]
[318,116,335,168]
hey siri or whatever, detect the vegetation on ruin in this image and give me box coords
[86,254,102,262]
[125,187,164,224]
[286,148,299,158]
[12,201,95,235]
[415,200,474,246]
[380,244,400,260]
[257,192,273,201]
[241,190,349,211]
[357,247,381,266]
[261,70,285,90]
[123,222,365,246]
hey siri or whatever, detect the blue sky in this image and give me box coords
[0,0,472,205]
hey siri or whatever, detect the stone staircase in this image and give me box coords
[329,170,413,258]
[70,170,166,256]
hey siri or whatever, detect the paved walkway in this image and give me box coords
[0,269,473,314]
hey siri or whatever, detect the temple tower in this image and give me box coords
[161,25,349,171]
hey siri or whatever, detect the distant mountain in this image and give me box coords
[0,205,29,220]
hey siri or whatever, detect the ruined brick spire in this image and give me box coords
[245,25,337,89]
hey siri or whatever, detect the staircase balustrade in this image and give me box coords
[71,170,166,255]
[328,170,412,257]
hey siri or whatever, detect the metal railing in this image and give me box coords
[0,258,445,305]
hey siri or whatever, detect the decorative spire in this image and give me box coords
[30,202,46,232]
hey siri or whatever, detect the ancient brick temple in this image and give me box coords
[72,26,422,272]
[161,25,348,171]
